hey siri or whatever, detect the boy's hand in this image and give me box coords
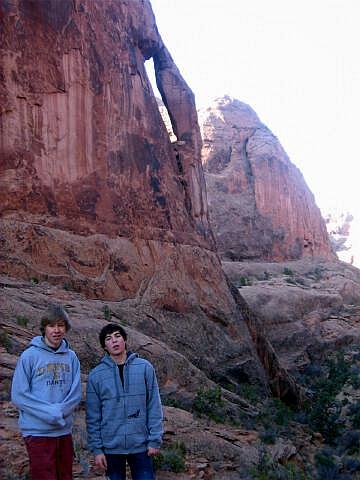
[147,447,160,456]
[94,453,107,470]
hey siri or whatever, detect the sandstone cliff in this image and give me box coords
[199,96,335,262]
[0,0,271,400]
[1,3,360,479]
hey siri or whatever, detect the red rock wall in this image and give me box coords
[0,2,294,392]
[0,0,211,241]
[0,0,217,298]
[200,97,335,262]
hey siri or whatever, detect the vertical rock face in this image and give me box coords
[0,0,210,244]
[0,1,266,384]
[0,0,213,284]
[200,96,335,262]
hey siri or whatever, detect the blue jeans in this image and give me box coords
[105,451,155,480]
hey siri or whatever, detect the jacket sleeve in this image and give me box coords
[86,374,104,455]
[145,363,163,449]
[57,353,82,418]
[11,353,65,426]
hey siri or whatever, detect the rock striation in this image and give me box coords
[0,0,214,300]
[0,1,270,392]
[199,96,335,262]
[0,0,210,252]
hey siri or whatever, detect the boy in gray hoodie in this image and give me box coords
[11,304,81,480]
[86,323,163,479]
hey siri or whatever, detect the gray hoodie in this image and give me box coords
[86,352,163,455]
[11,336,81,437]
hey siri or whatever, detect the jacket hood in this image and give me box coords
[100,350,138,367]
[29,335,70,354]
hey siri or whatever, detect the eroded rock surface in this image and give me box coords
[199,96,335,262]
[0,1,268,384]
[224,258,360,372]
[0,0,211,278]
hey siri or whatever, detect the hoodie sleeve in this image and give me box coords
[86,373,104,455]
[56,353,82,418]
[11,352,65,427]
[145,363,163,449]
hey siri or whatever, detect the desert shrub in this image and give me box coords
[238,383,263,404]
[251,450,309,479]
[236,276,252,287]
[315,449,339,479]
[337,430,360,456]
[30,277,39,284]
[313,266,324,281]
[16,315,29,327]
[0,329,12,353]
[259,428,277,444]
[305,352,354,443]
[162,396,187,410]
[224,382,236,393]
[103,305,111,321]
[349,367,360,389]
[153,442,186,473]
[343,458,360,473]
[193,385,225,422]
[285,277,297,285]
[302,363,323,378]
[259,398,294,429]
[283,267,294,276]
[349,401,360,429]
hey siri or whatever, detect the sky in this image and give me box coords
[146,0,360,216]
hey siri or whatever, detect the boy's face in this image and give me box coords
[104,330,126,358]
[44,320,67,349]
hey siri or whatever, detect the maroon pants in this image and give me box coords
[24,434,74,480]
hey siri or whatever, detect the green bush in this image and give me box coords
[162,396,184,409]
[259,398,294,428]
[0,329,12,353]
[315,449,339,479]
[103,305,111,321]
[238,383,263,404]
[283,267,294,276]
[153,442,186,473]
[313,266,324,281]
[305,352,353,443]
[193,385,225,422]
[259,429,276,444]
[251,450,309,479]
[263,271,270,280]
[236,276,252,287]
[349,401,360,429]
[16,315,29,327]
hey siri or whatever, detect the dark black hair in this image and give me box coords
[40,304,71,335]
[99,323,127,349]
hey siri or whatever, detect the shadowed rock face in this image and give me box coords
[0,0,212,290]
[0,1,267,386]
[0,0,209,244]
[200,96,335,262]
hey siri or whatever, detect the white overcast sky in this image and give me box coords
[147,0,360,215]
